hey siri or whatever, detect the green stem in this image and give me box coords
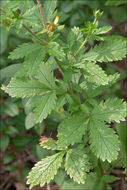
[74,36,89,57]
[0,8,7,14]
[67,81,73,94]
[23,24,48,45]
[54,58,73,94]
[74,16,97,57]
[98,159,104,174]
[98,159,107,190]
[37,0,47,29]
[54,57,64,74]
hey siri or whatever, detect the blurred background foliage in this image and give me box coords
[0,0,127,190]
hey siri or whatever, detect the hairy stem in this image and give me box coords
[67,81,73,94]
[74,35,89,57]
[37,0,47,28]
[23,24,47,45]
[74,16,97,57]
[54,58,73,94]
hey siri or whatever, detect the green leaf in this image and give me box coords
[8,43,43,60]
[3,153,15,164]
[92,98,126,123]
[80,73,120,98]
[40,138,63,150]
[76,62,109,86]
[0,26,9,54]
[68,27,84,55]
[89,120,119,162]
[102,174,118,183]
[105,0,126,6]
[35,144,53,159]
[83,36,127,62]
[2,78,50,98]
[22,5,39,17]
[6,126,19,135]
[46,42,65,61]
[25,112,36,130]
[37,62,56,89]
[94,26,112,35]
[27,152,64,188]
[55,95,66,111]
[43,0,57,22]
[34,92,57,123]
[24,48,45,77]
[0,64,22,82]
[116,123,127,155]
[67,29,76,48]
[0,135,10,152]
[65,149,91,184]
[3,102,19,117]
[3,0,22,11]
[12,135,34,147]
[57,115,89,148]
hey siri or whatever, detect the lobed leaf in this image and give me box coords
[89,120,119,162]
[92,98,126,123]
[65,149,91,184]
[57,115,89,148]
[94,25,112,35]
[34,92,57,123]
[67,27,84,56]
[1,78,50,98]
[40,139,63,150]
[24,48,45,77]
[83,36,127,63]
[43,0,57,22]
[76,62,109,86]
[9,43,43,60]
[36,62,56,89]
[27,151,64,188]
[46,42,65,61]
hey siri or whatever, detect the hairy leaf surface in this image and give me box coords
[83,36,127,62]
[34,92,57,123]
[89,120,119,162]
[40,139,63,150]
[24,48,45,76]
[37,63,56,89]
[27,152,64,188]
[92,98,126,123]
[9,43,43,60]
[76,62,109,86]
[57,115,89,148]
[65,149,91,184]
[1,78,50,98]
[46,42,65,61]
[43,0,57,22]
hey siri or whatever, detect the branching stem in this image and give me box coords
[23,24,48,45]
[74,17,97,57]
[37,0,47,29]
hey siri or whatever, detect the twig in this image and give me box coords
[47,184,51,190]
[37,0,47,29]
